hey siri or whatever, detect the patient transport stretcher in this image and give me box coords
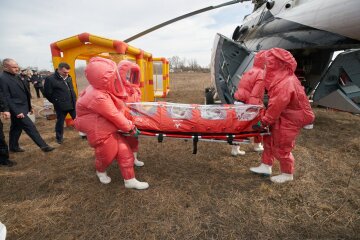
[127,102,269,153]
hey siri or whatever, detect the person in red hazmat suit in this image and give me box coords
[74,57,149,190]
[250,48,315,183]
[231,51,265,156]
[117,60,144,167]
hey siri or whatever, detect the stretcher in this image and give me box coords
[127,102,269,153]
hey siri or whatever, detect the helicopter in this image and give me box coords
[125,0,360,113]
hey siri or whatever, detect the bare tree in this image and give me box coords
[169,56,180,70]
[187,58,200,71]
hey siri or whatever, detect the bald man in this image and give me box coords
[0,59,54,153]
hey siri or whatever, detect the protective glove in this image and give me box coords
[252,121,263,131]
[129,127,141,138]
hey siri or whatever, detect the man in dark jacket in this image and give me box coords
[0,87,16,167]
[44,62,77,144]
[0,58,54,152]
[19,69,32,98]
[30,70,44,98]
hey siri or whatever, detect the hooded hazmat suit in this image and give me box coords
[261,48,315,174]
[117,60,142,154]
[118,60,142,103]
[234,51,265,144]
[234,50,265,106]
[74,57,137,180]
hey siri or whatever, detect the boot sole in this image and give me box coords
[250,171,271,177]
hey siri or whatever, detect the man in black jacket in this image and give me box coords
[0,58,54,152]
[0,87,16,167]
[44,62,77,144]
[30,70,44,98]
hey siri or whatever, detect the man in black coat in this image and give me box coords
[0,87,16,167]
[0,58,54,152]
[44,62,77,144]
[30,70,44,98]
[19,69,32,98]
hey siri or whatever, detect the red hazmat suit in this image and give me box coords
[234,51,265,144]
[234,51,265,106]
[117,60,142,153]
[261,48,315,174]
[74,57,137,180]
[118,60,142,103]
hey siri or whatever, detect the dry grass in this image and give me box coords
[0,72,359,239]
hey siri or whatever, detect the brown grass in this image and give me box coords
[0,72,359,239]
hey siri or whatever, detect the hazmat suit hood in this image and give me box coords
[117,60,141,87]
[263,48,297,90]
[253,50,266,69]
[85,57,127,98]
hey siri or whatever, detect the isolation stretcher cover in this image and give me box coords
[126,102,263,134]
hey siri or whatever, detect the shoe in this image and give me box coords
[41,146,55,152]
[231,145,245,156]
[133,152,144,167]
[96,171,111,184]
[250,163,272,176]
[124,178,149,190]
[56,139,63,144]
[270,173,294,183]
[134,159,144,167]
[253,143,264,152]
[0,222,6,240]
[79,132,87,140]
[0,159,17,167]
[9,147,25,152]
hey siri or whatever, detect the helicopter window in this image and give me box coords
[338,69,352,86]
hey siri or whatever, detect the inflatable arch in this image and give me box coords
[50,32,170,102]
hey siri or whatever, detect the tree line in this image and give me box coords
[168,56,210,72]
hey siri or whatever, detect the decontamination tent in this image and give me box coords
[50,32,169,101]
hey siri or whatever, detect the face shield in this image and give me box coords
[129,66,140,85]
[113,68,127,97]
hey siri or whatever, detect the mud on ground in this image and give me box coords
[0,72,359,239]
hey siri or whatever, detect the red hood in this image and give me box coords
[85,57,127,98]
[263,48,297,90]
[117,60,141,87]
[253,50,266,69]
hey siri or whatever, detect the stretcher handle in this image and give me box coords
[192,134,199,154]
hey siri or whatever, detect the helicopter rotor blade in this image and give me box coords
[124,0,250,43]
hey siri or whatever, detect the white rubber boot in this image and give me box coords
[249,163,272,176]
[0,222,6,240]
[133,152,144,167]
[231,145,245,156]
[253,143,264,152]
[270,173,294,183]
[96,171,111,184]
[124,178,149,190]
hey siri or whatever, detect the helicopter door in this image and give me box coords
[210,33,254,104]
[313,49,360,114]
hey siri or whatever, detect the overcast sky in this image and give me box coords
[0,0,253,70]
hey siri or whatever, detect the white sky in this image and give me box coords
[0,0,253,70]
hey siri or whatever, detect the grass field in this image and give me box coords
[0,72,359,239]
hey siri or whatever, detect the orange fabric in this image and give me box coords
[74,57,136,179]
[234,51,265,105]
[261,48,315,174]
